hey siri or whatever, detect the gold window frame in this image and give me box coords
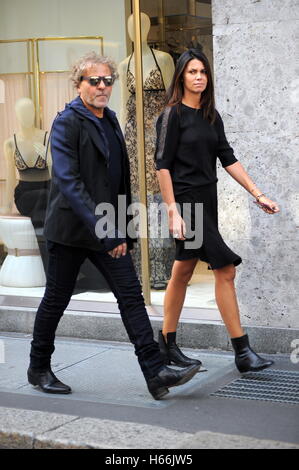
[34,36,104,128]
[0,38,35,99]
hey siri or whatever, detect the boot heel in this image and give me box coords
[162,356,171,365]
[27,371,37,386]
[158,330,171,365]
[150,386,169,400]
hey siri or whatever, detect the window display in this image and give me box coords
[0,0,215,312]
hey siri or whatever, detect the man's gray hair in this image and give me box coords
[70,51,119,89]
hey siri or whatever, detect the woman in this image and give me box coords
[154,49,280,373]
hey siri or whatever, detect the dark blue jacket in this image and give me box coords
[44,96,135,252]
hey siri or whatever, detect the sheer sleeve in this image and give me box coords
[215,110,238,168]
[155,106,180,170]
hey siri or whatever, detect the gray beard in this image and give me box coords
[89,101,107,110]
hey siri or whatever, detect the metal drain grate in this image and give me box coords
[211,369,299,405]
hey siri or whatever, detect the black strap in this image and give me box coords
[127,47,166,90]
[43,131,49,164]
[43,131,48,145]
[150,47,166,90]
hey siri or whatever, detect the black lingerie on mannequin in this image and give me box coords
[13,132,50,229]
[13,132,51,271]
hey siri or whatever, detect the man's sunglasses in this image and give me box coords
[80,75,115,87]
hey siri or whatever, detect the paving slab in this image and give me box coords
[0,334,234,409]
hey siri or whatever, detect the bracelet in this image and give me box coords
[256,193,266,200]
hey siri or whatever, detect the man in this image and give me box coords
[27,52,200,400]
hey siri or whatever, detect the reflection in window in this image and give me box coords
[141,0,212,66]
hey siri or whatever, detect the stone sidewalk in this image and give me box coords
[0,332,298,449]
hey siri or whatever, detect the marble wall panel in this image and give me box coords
[233,238,299,327]
[212,0,299,25]
[213,21,298,134]
[216,132,299,242]
[212,0,298,329]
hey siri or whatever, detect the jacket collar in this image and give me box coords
[67,96,120,162]
[67,95,117,123]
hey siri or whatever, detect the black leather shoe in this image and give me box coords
[231,334,274,373]
[158,330,205,369]
[27,367,72,394]
[147,364,200,400]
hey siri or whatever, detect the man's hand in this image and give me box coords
[108,242,127,258]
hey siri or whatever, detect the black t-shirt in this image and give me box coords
[155,103,238,195]
[98,114,123,208]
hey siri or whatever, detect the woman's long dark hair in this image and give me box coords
[166,49,216,124]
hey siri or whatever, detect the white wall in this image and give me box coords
[0,0,128,115]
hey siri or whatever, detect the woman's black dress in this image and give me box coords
[155,103,242,270]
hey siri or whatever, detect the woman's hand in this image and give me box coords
[254,195,280,214]
[108,242,127,258]
[224,162,280,215]
[169,211,186,240]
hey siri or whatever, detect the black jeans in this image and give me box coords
[30,241,164,380]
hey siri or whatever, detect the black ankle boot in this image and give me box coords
[158,330,203,368]
[231,334,274,373]
[27,367,72,394]
[147,364,200,400]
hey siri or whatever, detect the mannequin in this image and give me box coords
[2,97,51,269]
[118,13,175,290]
[118,12,175,131]
[2,98,51,222]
